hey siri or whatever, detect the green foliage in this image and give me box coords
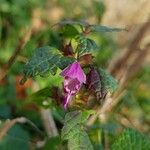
[61,110,94,150]
[89,25,125,33]
[26,87,53,108]
[76,36,98,57]
[61,24,79,38]
[56,20,88,28]
[98,68,118,92]
[0,105,12,119]
[0,125,30,150]
[43,136,62,150]
[1,0,149,149]
[27,87,53,101]
[112,128,150,150]
[21,46,75,84]
[57,21,125,34]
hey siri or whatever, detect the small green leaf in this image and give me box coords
[89,25,126,33]
[21,46,75,84]
[61,24,79,38]
[27,87,53,101]
[98,68,118,92]
[112,128,150,150]
[61,111,94,150]
[76,36,98,57]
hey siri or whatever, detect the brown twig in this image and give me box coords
[40,109,59,137]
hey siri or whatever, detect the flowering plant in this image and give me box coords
[21,21,122,150]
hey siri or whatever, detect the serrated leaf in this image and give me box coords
[112,128,150,150]
[61,111,94,150]
[76,36,98,57]
[21,46,75,84]
[89,25,126,33]
[68,129,93,150]
[98,68,118,92]
[61,110,94,140]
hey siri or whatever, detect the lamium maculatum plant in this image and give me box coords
[20,21,124,150]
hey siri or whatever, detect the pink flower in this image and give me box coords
[60,62,86,110]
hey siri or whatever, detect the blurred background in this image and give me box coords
[0,0,150,149]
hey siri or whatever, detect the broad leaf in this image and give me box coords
[98,68,118,92]
[112,128,150,150]
[61,24,79,38]
[21,46,75,84]
[0,125,29,150]
[68,129,93,150]
[61,111,94,150]
[89,25,125,33]
[76,36,98,57]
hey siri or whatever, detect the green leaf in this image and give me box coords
[68,129,93,150]
[0,125,30,150]
[26,87,53,106]
[0,105,12,119]
[112,128,150,150]
[98,68,118,92]
[61,24,79,38]
[61,111,94,150]
[21,46,75,84]
[89,25,126,33]
[43,136,62,150]
[76,36,98,57]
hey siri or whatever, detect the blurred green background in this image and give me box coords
[0,0,150,149]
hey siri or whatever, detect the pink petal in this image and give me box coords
[60,62,86,83]
[64,78,81,93]
[64,93,72,110]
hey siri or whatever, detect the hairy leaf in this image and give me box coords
[21,46,75,84]
[68,129,93,150]
[76,36,98,57]
[112,128,150,150]
[89,25,126,33]
[98,68,118,92]
[61,111,94,150]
